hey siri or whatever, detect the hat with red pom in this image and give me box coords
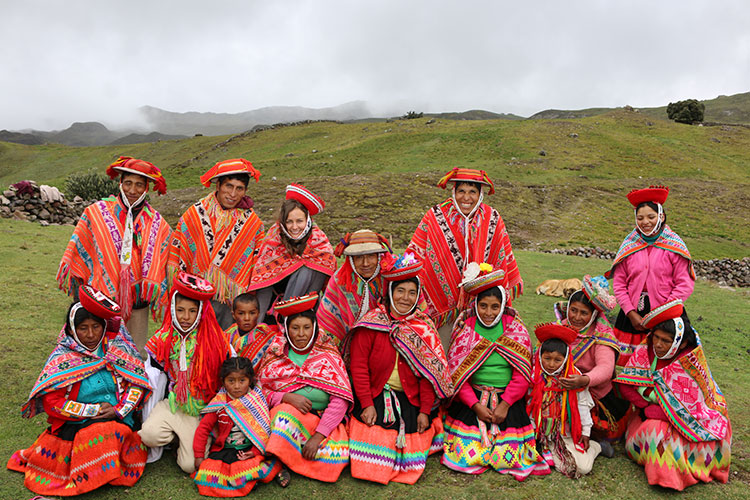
[106,156,167,195]
[200,158,261,187]
[286,183,325,216]
[437,167,495,195]
[626,185,669,208]
[534,322,578,345]
[79,286,121,320]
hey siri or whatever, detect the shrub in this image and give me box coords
[402,111,424,120]
[65,171,119,201]
[666,99,705,124]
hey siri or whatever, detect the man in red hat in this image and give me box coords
[57,156,171,355]
[168,159,265,329]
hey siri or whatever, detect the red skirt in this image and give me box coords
[193,451,281,497]
[7,421,146,497]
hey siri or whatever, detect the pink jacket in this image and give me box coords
[571,340,616,400]
[612,246,694,314]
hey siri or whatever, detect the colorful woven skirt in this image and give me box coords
[265,403,349,482]
[441,395,550,480]
[349,390,439,485]
[625,415,731,491]
[6,421,147,497]
[193,448,281,497]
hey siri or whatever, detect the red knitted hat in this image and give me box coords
[172,272,216,301]
[79,286,121,319]
[534,322,578,345]
[286,183,325,216]
[275,292,319,317]
[437,167,495,195]
[642,299,684,330]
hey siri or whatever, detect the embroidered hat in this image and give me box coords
[79,286,121,319]
[173,271,216,301]
[106,156,167,195]
[334,229,391,257]
[275,292,319,317]
[380,251,423,282]
[626,185,669,207]
[437,167,495,195]
[534,322,578,345]
[460,262,506,296]
[581,274,617,315]
[642,299,684,330]
[200,158,261,187]
[286,183,325,216]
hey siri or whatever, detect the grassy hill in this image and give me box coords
[1,109,749,258]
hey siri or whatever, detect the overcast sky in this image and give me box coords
[1,0,749,131]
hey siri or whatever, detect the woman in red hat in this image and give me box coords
[8,287,151,496]
[615,300,731,490]
[442,263,550,480]
[57,156,172,355]
[407,168,523,348]
[249,184,337,323]
[257,292,353,484]
[347,251,453,485]
[606,185,695,367]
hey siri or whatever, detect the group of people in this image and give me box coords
[6,159,731,496]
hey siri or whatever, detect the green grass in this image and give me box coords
[1,218,748,499]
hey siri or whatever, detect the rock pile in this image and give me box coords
[0,181,87,225]
[545,247,749,287]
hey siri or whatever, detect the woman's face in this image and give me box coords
[391,281,418,315]
[175,297,200,333]
[651,328,676,358]
[477,295,503,325]
[567,301,594,331]
[352,253,379,279]
[541,351,566,374]
[120,173,148,205]
[636,205,664,234]
[454,184,480,215]
[288,316,314,349]
[75,318,104,350]
[285,207,307,239]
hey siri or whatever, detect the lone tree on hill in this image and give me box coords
[666,99,705,124]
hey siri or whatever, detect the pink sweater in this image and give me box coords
[570,338,616,400]
[456,367,529,408]
[267,391,348,438]
[612,246,694,314]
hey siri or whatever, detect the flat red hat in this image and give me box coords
[286,183,325,216]
[106,156,167,195]
[460,263,506,296]
[79,286,121,320]
[437,167,495,195]
[380,251,423,282]
[534,322,578,345]
[275,292,319,317]
[173,271,216,301]
[642,299,684,330]
[626,185,669,207]
[200,158,261,188]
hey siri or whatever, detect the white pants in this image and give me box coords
[139,399,200,473]
[553,435,602,476]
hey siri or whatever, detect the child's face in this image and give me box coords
[288,316,314,350]
[175,297,200,333]
[232,301,259,332]
[477,295,503,325]
[541,351,566,374]
[224,371,251,400]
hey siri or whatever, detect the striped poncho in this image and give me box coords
[57,196,172,320]
[408,199,523,328]
[168,192,265,305]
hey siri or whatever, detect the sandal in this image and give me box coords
[276,468,291,488]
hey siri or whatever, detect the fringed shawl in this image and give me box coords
[168,192,265,304]
[352,305,453,399]
[447,309,532,394]
[201,387,271,454]
[57,197,171,320]
[615,337,728,442]
[22,324,150,418]
[248,223,337,291]
[605,225,695,280]
[258,334,353,406]
[407,199,522,328]
[561,316,622,363]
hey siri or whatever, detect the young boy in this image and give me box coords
[139,272,231,473]
[528,323,602,479]
[224,292,278,371]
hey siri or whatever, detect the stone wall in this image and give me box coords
[1,181,87,225]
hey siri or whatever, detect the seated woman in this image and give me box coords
[348,251,453,485]
[258,292,353,483]
[8,287,151,496]
[615,300,731,491]
[442,263,550,480]
[249,184,337,323]
[556,275,630,446]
